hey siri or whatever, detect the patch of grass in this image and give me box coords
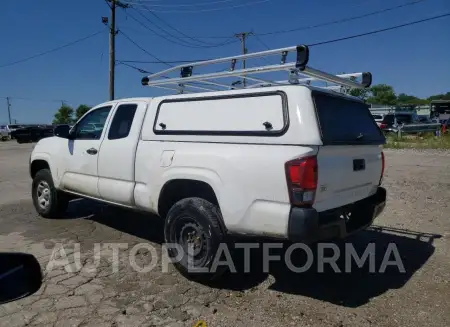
[384,132,450,149]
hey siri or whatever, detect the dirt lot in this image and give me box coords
[0,142,449,327]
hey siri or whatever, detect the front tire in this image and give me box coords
[164,197,226,281]
[32,169,69,218]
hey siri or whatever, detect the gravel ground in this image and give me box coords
[0,142,449,327]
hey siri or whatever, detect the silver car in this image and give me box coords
[0,125,11,140]
[372,114,385,127]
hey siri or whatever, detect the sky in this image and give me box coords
[0,0,449,124]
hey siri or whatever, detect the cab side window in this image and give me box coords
[108,104,138,140]
[73,106,112,140]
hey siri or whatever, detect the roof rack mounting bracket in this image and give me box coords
[281,51,288,64]
[288,70,299,84]
[177,83,185,94]
[230,59,237,71]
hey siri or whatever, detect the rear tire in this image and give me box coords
[32,169,69,218]
[164,197,227,281]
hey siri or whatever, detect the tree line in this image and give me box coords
[53,104,91,124]
[52,84,450,124]
[349,84,450,106]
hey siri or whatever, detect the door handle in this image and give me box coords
[86,148,98,155]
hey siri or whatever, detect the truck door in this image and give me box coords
[97,101,147,205]
[60,105,113,197]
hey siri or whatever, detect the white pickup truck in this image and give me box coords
[29,45,386,278]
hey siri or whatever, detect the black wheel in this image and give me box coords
[32,169,69,218]
[164,197,226,281]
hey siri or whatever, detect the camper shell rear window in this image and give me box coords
[312,91,385,145]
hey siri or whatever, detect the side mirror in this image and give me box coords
[0,252,42,305]
[54,125,71,139]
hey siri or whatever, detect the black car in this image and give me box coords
[11,125,57,143]
[377,112,418,132]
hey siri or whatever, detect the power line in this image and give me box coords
[130,0,428,39]
[249,33,271,65]
[119,30,173,67]
[116,61,152,73]
[116,60,174,80]
[256,0,428,37]
[0,30,105,69]
[134,5,223,46]
[123,0,237,7]
[116,24,233,39]
[0,96,68,103]
[131,8,203,47]
[124,9,236,48]
[308,12,450,47]
[118,12,450,69]
[128,0,271,13]
[117,59,211,64]
[252,33,270,50]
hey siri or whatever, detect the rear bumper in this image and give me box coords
[288,186,386,243]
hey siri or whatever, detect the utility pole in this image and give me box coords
[234,32,252,87]
[104,0,129,101]
[109,0,116,101]
[6,97,12,124]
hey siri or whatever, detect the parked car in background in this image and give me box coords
[372,114,384,127]
[11,125,58,143]
[6,124,25,138]
[0,124,27,140]
[378,112,417,133]
[1,125,10,140]
[418,115,432,123]
[379,112,439,135]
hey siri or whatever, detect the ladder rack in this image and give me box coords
[141,45,372,94]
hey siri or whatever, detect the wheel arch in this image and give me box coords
[29,153,60,188]
[157,178,226,232]
[30,159,51,179]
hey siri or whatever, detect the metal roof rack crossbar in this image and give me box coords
[141,45,372,94]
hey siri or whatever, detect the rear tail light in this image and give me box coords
[379,123,387,129]
[379,151,385,185]
[285,156,318,206]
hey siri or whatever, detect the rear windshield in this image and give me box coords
[382,114,413,124]
[372,115,383,120]
[312,91,385,145]
[382,115,394,124]
[395,114,413,124]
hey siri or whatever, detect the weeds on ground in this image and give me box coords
[384,132,450,149]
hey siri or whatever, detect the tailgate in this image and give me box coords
[311,90,385,212]
[314,145,382,211]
